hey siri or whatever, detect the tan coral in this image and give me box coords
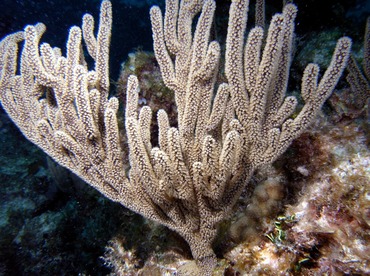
[0,0,352,275]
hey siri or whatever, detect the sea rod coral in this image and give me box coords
[0,0,351,274]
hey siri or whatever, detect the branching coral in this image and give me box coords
[0,0,351,274]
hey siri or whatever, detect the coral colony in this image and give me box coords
[1,0,369,275]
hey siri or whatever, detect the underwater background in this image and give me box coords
[0,0,369,274]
